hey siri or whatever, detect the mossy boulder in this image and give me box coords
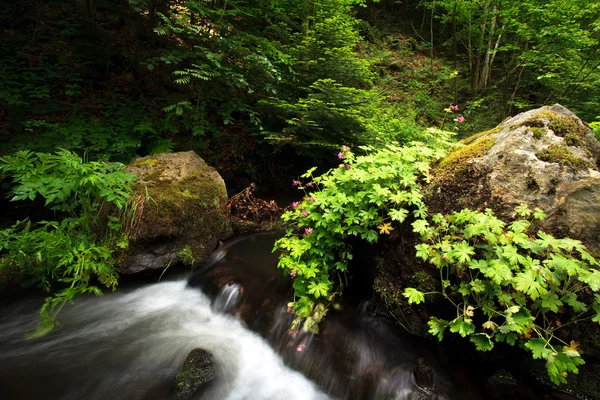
[426,104,600,250]
[120,151,233,275]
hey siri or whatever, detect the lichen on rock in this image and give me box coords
[119,151,232,275]
[426,104,600,250]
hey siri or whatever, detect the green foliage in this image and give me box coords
[275,133,451,332]
[590,121,600,142]
[0,150,136,335]
[405,204,600,385]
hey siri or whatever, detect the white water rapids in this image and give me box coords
[0,280,330,400]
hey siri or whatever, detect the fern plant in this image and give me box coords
[0,150,137,336]
[406,205,600,385]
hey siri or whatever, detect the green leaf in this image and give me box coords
[427,317,448,340]
[540,293,563,313]
[470,334,494,351]
[307,281,330,299]
[514,203,532,217]
[525,339,553,360]
[513,270,547,300]
[403,287,425,304]
[389,208,408,222]
[449,317,476,338]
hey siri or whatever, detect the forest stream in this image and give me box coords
[0,233,581,400]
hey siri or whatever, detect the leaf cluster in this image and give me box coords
[405,205,600,384]
[0,150,137,335]
[275,135,450,331]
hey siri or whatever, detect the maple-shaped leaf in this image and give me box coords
[540,293,563,313]
[389,208,408,222]
[307,281,330,299]
[563,341,581,358]
[415,243,431,261]
[533,207,547,221]
[592,304,600,324]
[514,203,532,217]
[403,287,425,304]
[451,241,475,264]
[470,333,494,351]
[513,270,547,300]
[486,259,513,285]
[361,229,379,243]
[377,222,394,235]
[449,317,476,337]
[428,317,449,341]
[525,338,553,360]
[563,292,587,313]
[495,332,518,345]
[482,320,497,330]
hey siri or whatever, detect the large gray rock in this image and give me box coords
[427,104,600,248]
[120,151,232,274]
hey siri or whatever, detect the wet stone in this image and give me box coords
[174,349,216,400]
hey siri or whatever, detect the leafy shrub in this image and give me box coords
[275,134,452,332]
[406,205,600,385]
[0,150,137,336]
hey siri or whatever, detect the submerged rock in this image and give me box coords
[119,151,232,274]
[426,104,600,249]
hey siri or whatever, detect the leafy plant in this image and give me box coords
[275,133,451,332]
[0,150,137,336]
[405,205,600,384]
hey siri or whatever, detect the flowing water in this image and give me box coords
[0,280,329,400]
[0,233,579,400]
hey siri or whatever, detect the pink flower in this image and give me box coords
[306,182,314,187]
[309,196,315,203]
[304,227,313,235]
[292,201,299,209]
[345,164,351,170]
[455,115,465,123]
[301,210,309,217]
[292,180,300,186]
[450,104,459,112]
[337,152,344,159]
[290,272,296,279]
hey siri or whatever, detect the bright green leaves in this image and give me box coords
[0,150,136,334]
[428,317,449,340]
[470,334,494,351]
[275,142,448,332]
[404,288,425,304]
[525,339,586,385]
[404,203,600,385]
[449,317,476,338]
[526,339,554,360]
[513,270,547,300]
[307,281,330,299]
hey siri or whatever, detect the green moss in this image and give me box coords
[176,245,196,266]
[536,145,593,170]
[130,158,159,167]
[437,136,496,179]
[174,349,215,399]
[409,271,437,292]
[0,262,25,292]
[529,127,544,140]
[460,127,500,146]
[521,111,588,146]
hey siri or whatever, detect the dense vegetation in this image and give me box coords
[1,0,600,387]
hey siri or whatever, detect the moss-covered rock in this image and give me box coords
[425,104,600,251]
[120,151,232,275]
[173,349,215,400]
